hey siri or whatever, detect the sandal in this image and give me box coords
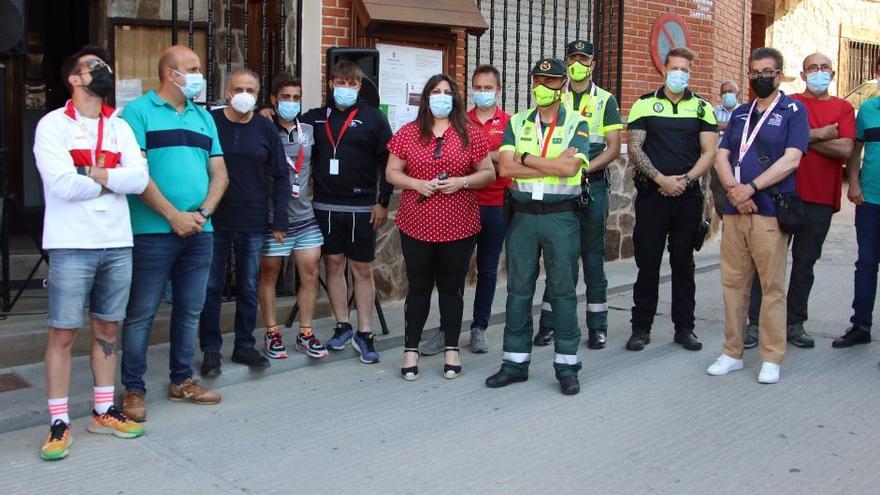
[443,347,462,379]
[400,348,420,381]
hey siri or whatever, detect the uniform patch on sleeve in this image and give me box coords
[577,131,589,138]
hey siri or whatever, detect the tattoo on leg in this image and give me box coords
[96,338,116,358]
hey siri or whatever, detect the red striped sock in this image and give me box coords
[48,397,69,425]
[93,386,114,415]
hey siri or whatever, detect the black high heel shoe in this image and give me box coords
[443,347,462,379]
[400,348,420,381]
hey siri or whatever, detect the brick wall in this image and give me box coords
[321,0,353,96]
[617,0,751,113]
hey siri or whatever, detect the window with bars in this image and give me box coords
[842,39,880,96]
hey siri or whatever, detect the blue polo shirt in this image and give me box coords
[719,91,809,216]
[856,96,880,205]
[122,90,223,234]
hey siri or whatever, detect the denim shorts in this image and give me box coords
[47,248,133,329]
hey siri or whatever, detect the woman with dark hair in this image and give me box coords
[386,74,496,380]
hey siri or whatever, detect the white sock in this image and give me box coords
[93,385,114,415]
[48,397,69,424]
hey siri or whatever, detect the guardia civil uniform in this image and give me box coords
[538,40,623,348]
[486,59,591,393]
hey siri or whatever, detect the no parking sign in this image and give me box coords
[649,14,691,73]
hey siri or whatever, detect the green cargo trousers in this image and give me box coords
[501,208,582,380]
[539,179,610,332]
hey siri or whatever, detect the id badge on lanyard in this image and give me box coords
[325,108,358,176]
[736,92,781,183]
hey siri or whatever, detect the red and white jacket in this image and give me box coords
[33,100,148,249]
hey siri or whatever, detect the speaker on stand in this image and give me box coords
[326,47,380,109]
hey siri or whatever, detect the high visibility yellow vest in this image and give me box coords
[503,106,589,200]
[562,82,621,151]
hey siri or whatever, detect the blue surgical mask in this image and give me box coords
[721,92,737,109]
[333,87,358,109]
[277,101,301,121]
[665,69,689,94]
[806,71,831,94]
[173,70,205,100]
[429,94,453,118]
[473,91,496,108]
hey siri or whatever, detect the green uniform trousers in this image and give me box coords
[539,178,610,332]
[502,208,582,379]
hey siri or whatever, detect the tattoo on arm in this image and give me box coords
[627,129,660,179]
[96,338,116,358]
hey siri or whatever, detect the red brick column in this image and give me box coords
[321,0,353,96]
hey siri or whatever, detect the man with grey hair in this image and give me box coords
[198,68,290,375]
[715,80,741,132]
[744,52,856,350]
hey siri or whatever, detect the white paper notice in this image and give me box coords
[115,79,142,113]
[377,43,444,133]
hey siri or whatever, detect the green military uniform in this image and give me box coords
[539,40,623,339]
[497,59,591,381]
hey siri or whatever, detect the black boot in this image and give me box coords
[485,369,528,388]
[200,351,222,377]
[559,375,580,395]
[533,327,554,346]
[626,330,650,351]
[674,330,703,351]
[587,329,606,349]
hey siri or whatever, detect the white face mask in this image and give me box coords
[230,92,256,114]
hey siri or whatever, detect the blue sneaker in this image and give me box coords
[326,322,354,350]
[352,331,380,364]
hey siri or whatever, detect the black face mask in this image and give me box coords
[86,66,114,98]
[750,76,777,99]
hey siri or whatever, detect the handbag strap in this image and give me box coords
[749,112,782,198]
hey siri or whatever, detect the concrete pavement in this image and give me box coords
[1,213,879,494]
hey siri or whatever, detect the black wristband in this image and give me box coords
[748,180,760,193]
[520,152,531,165]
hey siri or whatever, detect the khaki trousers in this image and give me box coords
[720,214,789,364]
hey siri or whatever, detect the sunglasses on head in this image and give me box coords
[78,59,111,75]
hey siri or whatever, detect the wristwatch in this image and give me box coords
[684,174,695,187]
[198,207,213,219]
[748,180,760,193]
[462,176,469,189]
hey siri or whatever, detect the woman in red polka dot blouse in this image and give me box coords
[386,74,496,381]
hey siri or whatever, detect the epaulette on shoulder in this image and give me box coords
[638,92,655,100]
[692,93,711,106]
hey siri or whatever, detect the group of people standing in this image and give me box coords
[31,36,880,462]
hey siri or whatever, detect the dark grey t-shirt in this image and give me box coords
[270,120,316,224]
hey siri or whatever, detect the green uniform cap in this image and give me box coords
[531,58,567,77]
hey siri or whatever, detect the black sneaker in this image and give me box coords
[787,324,815,348]
[200,351,222,377]
[231,347,271,369]
[743,324,759,349]
[533,327,554,346]
[832,325,871,348]
[674,331,703,351]
[626,330,650,351]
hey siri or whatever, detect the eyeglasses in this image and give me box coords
[433,137,445,161]
[77,59,111,75]
[804,64,833,74]
[748,69,781,79]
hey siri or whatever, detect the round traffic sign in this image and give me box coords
[649,14,691,73]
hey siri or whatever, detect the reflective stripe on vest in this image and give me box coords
[563,83,613,147]
[508,106,587,192]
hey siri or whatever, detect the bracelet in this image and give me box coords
[520,152,531,165]
[748,180,760,193]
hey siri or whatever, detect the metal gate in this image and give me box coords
[170,0,303,106]
[466,0,623,112]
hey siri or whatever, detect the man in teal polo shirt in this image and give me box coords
[120,45,228,422]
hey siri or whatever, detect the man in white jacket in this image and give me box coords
[32,45,148,461]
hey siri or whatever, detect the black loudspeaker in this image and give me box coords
[326,47,380,108]
[0,0,26,56]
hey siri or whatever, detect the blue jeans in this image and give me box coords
[468,206,508,330]
[199,231,263,352]
[852,202,880,329]
[121,233,213,393]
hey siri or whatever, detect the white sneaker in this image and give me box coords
[757,362,780,384]
[706,354,744,376]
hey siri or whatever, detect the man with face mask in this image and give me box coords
[708,47,809,384]
[534,39,623,351]
[743,53,855,351]
[626,47,718,353]
[197,69,290,376]
[298,60,393,365]
[120,45,228,421]
[715,80,740,132]
[485,58,591,396]
[33,45,149,460]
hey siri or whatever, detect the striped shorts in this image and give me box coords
[261,217,324,257]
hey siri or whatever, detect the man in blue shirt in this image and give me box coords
[198,69,289,375]
[706,47,810,384]
[120,45,228,421]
